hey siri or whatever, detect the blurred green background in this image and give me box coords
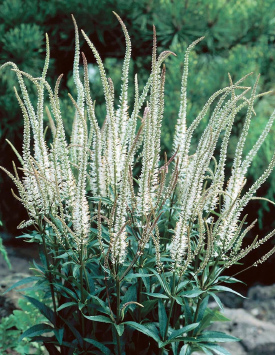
[1,0,275,284]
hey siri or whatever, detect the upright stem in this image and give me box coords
[80,243,85,338]
[137,276,142,323]
[119,248,141,282]
[163,190,176,245]
[160,272,176,355]
[115,330,122,355]
[191,296,203,337]
[204,259,219,287]
[116,277,121,321]
[115,275,122,355]
[42,233,57,314]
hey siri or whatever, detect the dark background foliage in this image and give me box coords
[1,0,275,285]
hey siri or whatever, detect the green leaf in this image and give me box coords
[208,309,230,322]
[195,312,216,335]
[183,288,204,298]
[54,251,75,259]
[209,292,224,310]
[24,295,56,326]
[166,323,199,342]
[57,302,77,311]
[210,285,246,298]
[158,300,168,340]
[196,309,231,335]
[179,344,191,355]
[172,341,179,355]
[2,276,40,294]
[88,295,111,315]
[173,295,184,306]
[198,345,214,355]
[216,276,245,285]
[54,328,64,345]
[84,315,114,324]
[198,331,240,343]
[114,323,124,336]
[0,237,11,269]
[183,298,193,325]
[144,292,169,299]
[53,284,78,301]
[124,321,160,343]
[176,281,189,294]
[60,315,83,347]
[139,268,151,292]
[32,259,45,273]
[200,343,232,355]
[140,299,158,318]
[19,323,53,341]
[84,338,112,355]
[125,273,153,279]
[149,268,171,295]
[197,296,209,323]
[121,284,137,305]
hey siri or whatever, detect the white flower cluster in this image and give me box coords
[2,14,275,272]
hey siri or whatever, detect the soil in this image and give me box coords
[0,242,40,280]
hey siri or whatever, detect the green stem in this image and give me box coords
[191,297,203,337]
[115,328,122,355]
[160,272,176,355]
[119,249,140,281]
[160,299,175,355]
[115,276,122,355]
[42,233,57,315]
[204,258,220,287]
[80,243,85,338]
[137,276,142,323]
[116,277,121,322]
[163,190,176,245]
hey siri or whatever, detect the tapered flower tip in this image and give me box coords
[112,11,121,20]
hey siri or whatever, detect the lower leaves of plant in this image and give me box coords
[1,12,275,355]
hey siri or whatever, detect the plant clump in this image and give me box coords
[1,12,275,355]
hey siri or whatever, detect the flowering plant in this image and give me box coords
[1,13,275,355]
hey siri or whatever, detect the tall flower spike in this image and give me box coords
[82,28,122,192]
[113,12,132,146]
[68,93,90,247]
[71,15,85,163]
[82,52,104,196]
[173,37,204,174]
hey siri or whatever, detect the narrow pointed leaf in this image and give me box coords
[84,315,113,324]
[124,321,160,343]
[84,338,112,355]
[24,295,56,325]
[167,323,199,341]
[198,331,240,342]
[179,344,191,355]
[144,292,169,299]
[158,300,168,339]
[57,302,77,311]
[19,323,53,342]
[2,276,40,295]
[210,285,246,298]
[200,343,232,355]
